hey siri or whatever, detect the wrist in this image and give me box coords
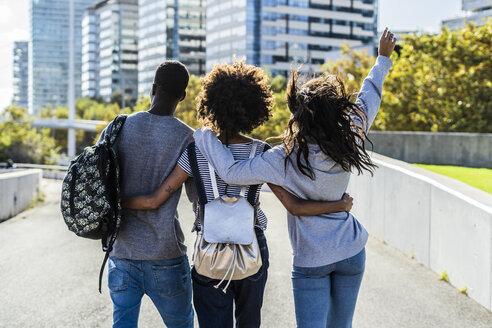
[336,200,346,212]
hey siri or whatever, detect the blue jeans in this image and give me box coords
[108,255,194,328]
[292,249,366,328]
[191,228,269,328]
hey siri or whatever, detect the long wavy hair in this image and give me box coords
[283,70,377,179]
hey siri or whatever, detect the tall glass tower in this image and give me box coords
[82,0,139,104]
[206,0,378,76]
[138,0,206,95]
[205,0,261,72]
[442,0,491,30]
[29,0,97,115]
[12,41,29,109]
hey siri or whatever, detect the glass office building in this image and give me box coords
[12,41,29,109]
[81,6,98,99]
[442,0,491,30]
[138,0,206,95]
[81,0,139,103]
[205,0,261,71]
[206,0,378,75]
[29,0,97,115]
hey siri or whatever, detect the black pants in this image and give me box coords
[192,229,269,328]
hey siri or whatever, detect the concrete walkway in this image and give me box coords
[0,179,491,327]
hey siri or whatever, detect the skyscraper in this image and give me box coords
[12,41,29,109]
[29,0,96,115]
[138,0,206,95]
[81,0,139,104]
[81,6,99,99]
[442,0,491,30]
[206,0,378,75]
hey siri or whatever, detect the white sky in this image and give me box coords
[0,0,463,111]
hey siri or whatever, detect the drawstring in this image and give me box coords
[214,246,238,293]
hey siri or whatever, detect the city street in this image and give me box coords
[1,179,491,327]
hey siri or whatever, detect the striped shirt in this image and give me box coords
[177,141,269,230]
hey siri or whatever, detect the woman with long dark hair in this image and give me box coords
[193,30,397,327]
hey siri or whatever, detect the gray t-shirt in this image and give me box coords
[100,111,193,260]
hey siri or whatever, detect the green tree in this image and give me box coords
[0,106,59,164]
[175,74,202,129]
[322,20,492,133]
[270,74,287,93]
[39,97,129,152]
[381,21,491,132]
[250,91,290,143]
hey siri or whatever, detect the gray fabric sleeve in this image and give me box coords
[193,128,287,186]
[354,55,393,132]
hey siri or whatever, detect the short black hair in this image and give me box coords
[154,60,189,99]
[196,60,273,136]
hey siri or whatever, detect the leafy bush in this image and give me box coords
[323,20,492,133]
[0,106,59,164]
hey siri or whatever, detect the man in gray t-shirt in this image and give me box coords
[100,61,194,327]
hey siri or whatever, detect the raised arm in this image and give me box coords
[268,184,353,216]
[193,130,287,186]
[122,165,189,210]
[354,28,395,132]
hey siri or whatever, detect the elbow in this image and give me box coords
[286,201,303,216]
[219,171,240,185]
[288,209,301,216]
[146,197,160,210]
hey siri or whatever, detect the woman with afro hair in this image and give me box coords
[122,60,353,328]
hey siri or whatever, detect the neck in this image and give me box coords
[148,95,178,116]
[217,132,251,144]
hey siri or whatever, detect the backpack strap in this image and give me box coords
[246,142,271,206]
[107,114,128,146]
[187,142,208,231]
[247,143,271,226]
[98,114,127,293]
[207,141,258,199]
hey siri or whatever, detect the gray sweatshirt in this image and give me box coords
[194,56,393,267]
[100,111,193,260]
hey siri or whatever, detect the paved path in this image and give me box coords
[1,179,492,327]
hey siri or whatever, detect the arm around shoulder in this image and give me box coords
[122,165,189,210]
[194,128,286,186]
[268,184,353,216]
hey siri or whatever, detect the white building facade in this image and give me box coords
[138,0,206,96]
[29,0,97,115]
[206,0,378,75]
[81,0,139,104]
[442,0,491,30]
[12,41,29,109]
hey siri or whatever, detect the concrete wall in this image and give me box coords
[0,169,42,221]
[42,170,66,180]
[368,131,492,168]
[348,154,492,311]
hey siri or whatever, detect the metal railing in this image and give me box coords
[0,163,68,180]
[0,163,68,171]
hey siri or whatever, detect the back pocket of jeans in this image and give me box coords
[152,262,189,297]
[108,261,128,292]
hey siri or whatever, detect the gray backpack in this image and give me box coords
[61,114,127,293]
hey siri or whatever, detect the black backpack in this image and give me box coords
[61,114,127,293]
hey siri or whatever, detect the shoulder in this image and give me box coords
[250,139,286,159]
[173,117,195,135]
[126,111,147,121]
